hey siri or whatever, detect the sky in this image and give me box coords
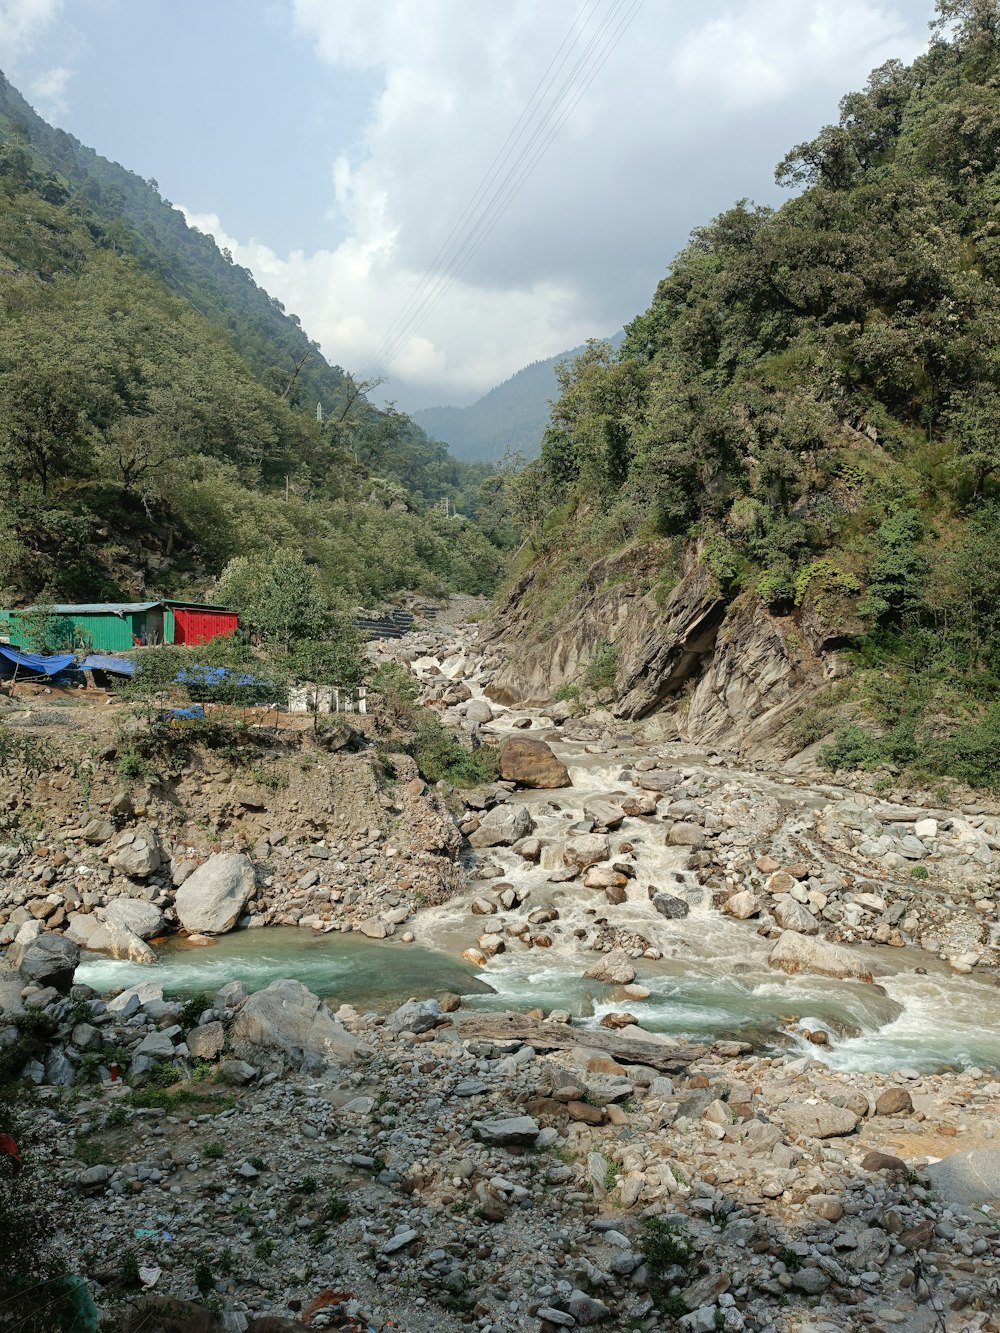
[2,0,937,410]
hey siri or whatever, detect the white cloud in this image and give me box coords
[669,1,922,110]
[0,0,62,58]
[28,63,70,119]
[185,0,932,402]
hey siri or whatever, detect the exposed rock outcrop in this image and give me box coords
[480,540,849,762]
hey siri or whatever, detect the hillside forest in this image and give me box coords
[508,0,1000,788]
[0,72,511,610]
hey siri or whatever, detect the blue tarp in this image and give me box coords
[79,654,136,676]
[175,665,260,688]
[0,644,76,676]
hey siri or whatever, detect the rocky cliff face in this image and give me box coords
[482,542,847,762]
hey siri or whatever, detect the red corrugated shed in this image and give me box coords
[172,608,238,645]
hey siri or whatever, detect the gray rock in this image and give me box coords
[780,1103,859,1139]
[565,1289,610,1326]
[43,1047,75,1087]
[187,1020,226,1061]
[215,980,248,1009]
[11,932,79,994]
[724,890,760,919]
[564,833,611,869]
[105,898,166,940]
[217,1060,259,1086]
[108,824,163,879]
[791,1268,831,1295]
[174,853,256,934]
[772,899,818,934]
[536,1308,576,1328]
[454,1079,488,1097]
[77,1165,111,1190]
[228,978,358,1064]
[583,948,636,985]
[383,1228,419,1254]
[464,699,493,723]
[925,1149,1000,1207]
[468,804,535,849]
[390,998,443,1033]
[652,892,690,920]
[768,930,873,983]
[471,1115,540,1147]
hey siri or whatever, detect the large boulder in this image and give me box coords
[468,804,535,849]
[724,890,760,920]
[104,920,157,964]
[772,899,819,935]
[229,978,358,1065]
[583,948,636,985]
[499,737,571,789]
[175,853,256,935]
[10,930,79,994]
[780,1102,859,1139]
[768,930,873,983]
[564,834,611,870]
[925,1149,1000,1207]
[105,898,166,940]
[108,824,164,879]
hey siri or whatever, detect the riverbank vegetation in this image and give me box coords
[508,1,1000,787]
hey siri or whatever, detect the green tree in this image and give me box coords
[215,549,333,648]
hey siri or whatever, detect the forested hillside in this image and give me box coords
[414,333,622,462]
[500,1,1000,786]
[0,73,507,606]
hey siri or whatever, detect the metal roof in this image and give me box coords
[19,600,234,615]
[22,602,160,615]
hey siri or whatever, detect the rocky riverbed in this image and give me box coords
[4,603,1000,1331]
[10,973,1000,1333]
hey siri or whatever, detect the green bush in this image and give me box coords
[583,641,619,691]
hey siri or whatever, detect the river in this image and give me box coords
[77,641,1000,1076]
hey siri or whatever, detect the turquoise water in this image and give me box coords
[75,925,1000,1071]
[77,928,491,1010]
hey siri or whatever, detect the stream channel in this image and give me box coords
[78,688,1000,1076]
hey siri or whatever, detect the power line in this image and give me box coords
[360,0,634,380]
[357,0,641,383]
[373,0,647,376]
[356,0,606,381]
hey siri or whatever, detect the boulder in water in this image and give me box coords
[724,890,760,920]
[651,892,689,920]
[767,930,873,983]
[468,804,535,848]
[564,833,611,869]
[499,736,571,789]
[584,948,636,985]
[175,852,256,934]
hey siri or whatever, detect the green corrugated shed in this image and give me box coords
[0,601,237,652]
[3,603,163,652]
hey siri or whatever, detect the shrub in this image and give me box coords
[583,641,619,691]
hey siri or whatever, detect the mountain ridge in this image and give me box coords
[414,331,624,462]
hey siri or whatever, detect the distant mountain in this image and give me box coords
[414,332,624,462]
